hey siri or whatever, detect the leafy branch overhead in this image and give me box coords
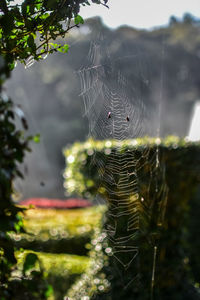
[0,0,109,68]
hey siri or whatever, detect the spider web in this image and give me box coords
[77,34,168,296]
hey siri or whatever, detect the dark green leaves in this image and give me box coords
[27,35,36,52]
[0,13,14,35]
[23,253,39,275]
[0,1,89,65]
[0,1,109,65]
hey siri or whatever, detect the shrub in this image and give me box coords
[16,251,90,300]
[11,207,104,255]
[64,137,200,299]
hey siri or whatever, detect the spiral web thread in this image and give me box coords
[77,36,168,295]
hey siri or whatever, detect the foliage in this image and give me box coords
[0,47,53,297]
[16,250,90,300]
[0,0,109,298]
[64,137,200,299]
[5,17,200,199]
[10,207,103,299]
[18,207,102,238]
[187,187,200,286]
[63,136,190,198]
[10,207,104,255]
[0,57,33,298]
[67,226,110,300]
[0,0,108,67]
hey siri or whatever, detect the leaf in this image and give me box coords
[74,15,84,25]
[14,222,20,232]
[21,2,27,17]
[40,12,49,20]
[33,134,40,143]
[57,44,69,53]
[27,35,34,47]
[8,62,15,71]
[63,44,69,53]
[45,285,54,298]
[0,13,14,35]
[16,21,24,27]
[21,117,28,130]
[23,253,39,274]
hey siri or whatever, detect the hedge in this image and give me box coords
[10,207,103,256]
[64,136,200,300]
[16,251,90,300]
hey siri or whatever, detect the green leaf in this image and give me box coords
[57,44,69,53]
[0,13,15,35]
[50,42,59,48]
[45,285,54,298]
[27,35,34,47]
[23,253,39,274]
[21,2,27,17]
[74,15,84,25]
[8,62,15,71]
[14,223,20,232]
[40,12,49,20]
[62,44,69,53]
[16,21,24,26]
[33,134,40,143]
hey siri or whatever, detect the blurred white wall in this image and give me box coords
[188,101,200,141]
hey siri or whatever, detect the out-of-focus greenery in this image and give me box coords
[188,189,200,285]
[21,206,103,237]
[9,207,104,299]
[12,206,105,299]
[15,250,90,300]
[0,1,108,297]
[63,136,194,198]
[6,15,200,200]
[67,226,110,300]
[65,137,200,300]
[0,54,51,299]
[10,207,104,255]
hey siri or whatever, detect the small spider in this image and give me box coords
[108,112,111,119]
[126,116,130,121]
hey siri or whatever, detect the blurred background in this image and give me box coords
[5,1,200,299]
[5,5,200,200]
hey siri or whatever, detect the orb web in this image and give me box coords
[76,35,168,296]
